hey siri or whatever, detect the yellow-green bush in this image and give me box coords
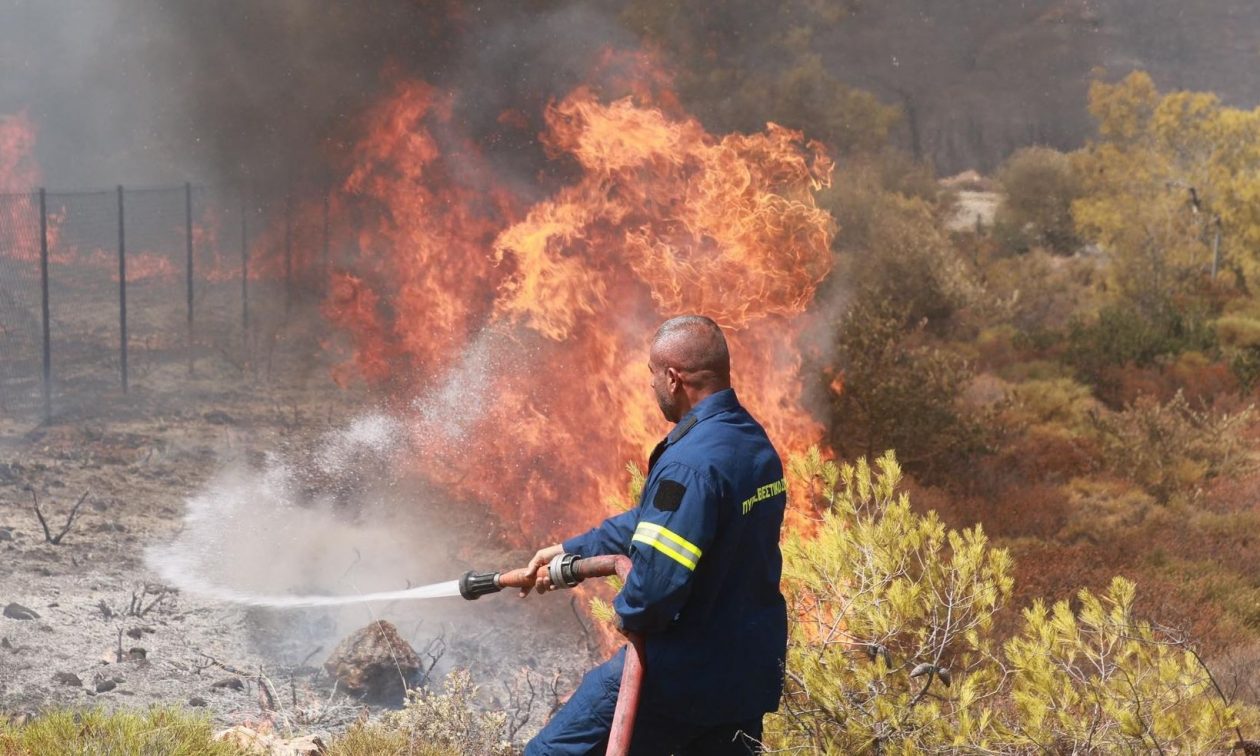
[1089,391,1253,503]
[769,450,1013,752]
[334,670,511,756]
[1007,376,1099,431]
[1215,314,1260,349]
[0,708,243,756]
[766,449,1252,754]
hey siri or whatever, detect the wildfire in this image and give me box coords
[322,65,836,543]
[0,111,38,192]
[0,111,60,263]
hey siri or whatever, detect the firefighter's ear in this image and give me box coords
[665,366,682,393]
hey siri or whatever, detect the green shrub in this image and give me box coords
[1005,577,1239,753]
[357,670,512,756]
[994,146,1083,254]
[1066,302,1217,389]
[1089,391,1254,503]
[1216,314,1260,349]
[765,449,1251,754]
[0,708,242,756]
[828,303,985,480]
[1008,377,1099,431]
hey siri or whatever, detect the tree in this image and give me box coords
[621,0,899,156]
[995,146,1083,254]
[1074,72,1260,308]
[827,302,981,479]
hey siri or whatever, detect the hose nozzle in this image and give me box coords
[458,570,501,600]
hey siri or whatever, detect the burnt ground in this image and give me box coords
[0,363,596,743]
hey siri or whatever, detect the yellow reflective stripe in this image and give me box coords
[635,522,702,558]
[632,522,702,571]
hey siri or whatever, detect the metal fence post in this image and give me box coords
[38,188,51,423]
[322,190,330,285]
[284,190,293,316]
[117,185,127,394]
[185,181,194,359]
[241,193,249,359]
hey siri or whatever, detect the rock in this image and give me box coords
[188,696,207,707]
[323,620,421,703]
[125,626,155,639]
[95,679,117,693]
[0,528,12,541]
[127,647,147,661]
[3,603,39,620]
[203,410,234,425]
[211,676,245,691]
[213,726,326,755]
[52,671,82,687]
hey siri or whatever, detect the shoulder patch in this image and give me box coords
[653,479,687,511]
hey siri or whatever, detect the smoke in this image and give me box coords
[145,329,516,618]
[146,411,426,602]
[0,0,634,190]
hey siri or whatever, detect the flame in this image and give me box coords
[323,77,517,385]
[0,111,62,262]
[0,111,39,192]
[321,66,836,544]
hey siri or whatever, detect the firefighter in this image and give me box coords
[519,315,788,755]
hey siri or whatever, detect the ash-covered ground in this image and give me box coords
[0,373,596,741]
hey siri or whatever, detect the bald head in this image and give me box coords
[652,315,731,387]
[648,316,730,421]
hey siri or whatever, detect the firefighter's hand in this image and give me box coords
[518,543,563,598]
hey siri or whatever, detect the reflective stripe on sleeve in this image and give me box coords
[632,521,702,571]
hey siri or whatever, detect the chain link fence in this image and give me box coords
[0,183,332,425]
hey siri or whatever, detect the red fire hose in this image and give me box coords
[462,554,644,756]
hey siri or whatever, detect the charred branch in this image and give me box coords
[29,488,89,545]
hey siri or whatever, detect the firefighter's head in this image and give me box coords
[648,315,731,423]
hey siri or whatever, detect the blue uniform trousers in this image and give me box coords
[525,648,763,756]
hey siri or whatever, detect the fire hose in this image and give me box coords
[459,553,642,756]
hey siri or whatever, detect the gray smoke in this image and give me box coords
[0,0,632,190]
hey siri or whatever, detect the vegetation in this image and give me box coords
[766,451,1254,754]
[995,146,1082,254]
[0,708,245,755]
[0,677,506,756]
[14,50,1260,756]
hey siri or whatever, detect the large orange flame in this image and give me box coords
[323,67,836,544]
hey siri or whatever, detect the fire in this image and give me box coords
[323,78,516,387]
[0,111,39,192]
[321,68,836,543]
[0,111,60,263]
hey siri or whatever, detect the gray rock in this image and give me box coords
[211,676,244,691]
[188,696,207,707]
[95,679,117,693]
[3,603,39,620]
[53,671,82,687]
[324,620,422,703]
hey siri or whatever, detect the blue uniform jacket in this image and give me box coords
[562,388,788,725]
